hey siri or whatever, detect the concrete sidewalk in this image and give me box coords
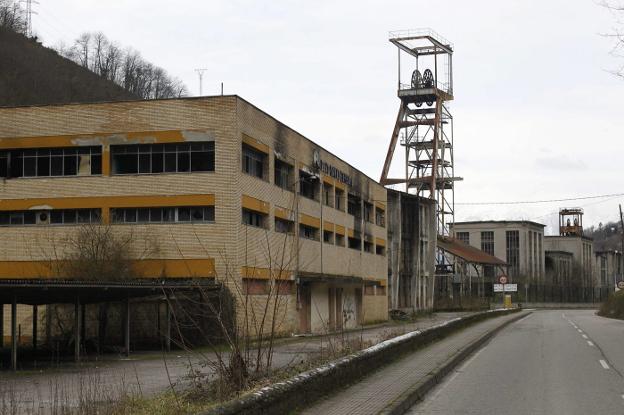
[302,311,529,415]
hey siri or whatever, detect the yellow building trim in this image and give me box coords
[242,195,270,214]
[241,266,291,280]
[322,175,335,186]
[242,134,269,154]
[102,147,111,176]
[299,213,321,229]
[334,181,346,191]
[347,228,355,238]
[323,220,335,232]
[375,237,386,247]
[335,225,345,236]
[0,129,194,150]
[0,194,216,212]
[0,258,216,279]
[274,206,293,221]
[375,202,386,210]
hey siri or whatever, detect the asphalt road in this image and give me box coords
[409,310,624,415]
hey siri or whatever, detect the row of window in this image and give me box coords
[0,147,102,178]
[0,142,214,178]
[0,209,101,226]
[0,207,214,226]
[242,144,386,226]
[111,206,215,223]
[243,208,385,255]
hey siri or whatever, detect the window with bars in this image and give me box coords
[299,170,319,200]
[323,184,334,207]
[299,224,319,241]
[363,202,374,223]
[506,230,520,278]
[275,217,294,234]
[375,207,385,227]
[111,142,214,175]
[112,206,214,223]
[335,188,344,211]
[456,232,470,245]
[323,230,334,244]
[242,144,267,179]
[481,231,495,278]
[347,194,361,217]
[0,147,102,178]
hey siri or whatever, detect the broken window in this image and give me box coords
[347,194,361,218]
[323,184,334,207]
[299,170,319,200]
[274,159,293,190]
[363,202,373,223]
[1,147,102,178]
[299,224,319,241]
[242,208,266,228]
[364,240,373,253]
[112,142,215,175]
[335,234,345,247]
[323,230,334,244]
[275,217,294,234]
[335,188,344,211]
[376,244,385,256]
[375,207,385,227]
[348,233,361,250]
[242,144,267,179]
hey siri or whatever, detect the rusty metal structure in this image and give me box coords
[559,207,584,236]
[380,29,461,236]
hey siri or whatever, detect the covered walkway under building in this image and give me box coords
[0,279,220,370]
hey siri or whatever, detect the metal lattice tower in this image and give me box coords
[19,0,38,38]
[380,29,461,236]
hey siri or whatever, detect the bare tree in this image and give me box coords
[601,0,624,77]
[0,0,26,33]
[58,31,188,99]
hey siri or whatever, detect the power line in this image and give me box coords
[456,192,624,206]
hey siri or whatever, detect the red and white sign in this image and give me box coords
[498,275,508,284]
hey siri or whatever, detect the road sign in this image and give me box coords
[618,281,624,290]
[498,275,508,284]
[494,283,517,292]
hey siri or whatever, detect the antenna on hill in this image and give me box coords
[194,68,207,96]
[19,0,39,38]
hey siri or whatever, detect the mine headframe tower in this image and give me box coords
[380,29,462,292]
[380,29,461,236]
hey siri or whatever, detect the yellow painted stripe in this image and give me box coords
[242,195,270,214]
[0,130,191,149]
[299,213,321,228]
[335,225,345,236]
[241,266,291,280]
[375,202,386,210]
[322,175,335,186]
[242,134,269,154]
[274,206,293,221]
[334,181,346,191]
[323,220,335,232]
[0,258,216,279]
[376,237,386,247]
[348,228,355,238]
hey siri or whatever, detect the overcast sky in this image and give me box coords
[30,0,624,234]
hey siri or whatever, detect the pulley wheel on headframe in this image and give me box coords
[411,70,423,107]
[423,69,434,105]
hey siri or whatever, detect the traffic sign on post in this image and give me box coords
[499,275,508,284]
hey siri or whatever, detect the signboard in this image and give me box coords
[498,275,508,284]
[493,284,518,292]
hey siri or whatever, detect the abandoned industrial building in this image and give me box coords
[0,95,391,368]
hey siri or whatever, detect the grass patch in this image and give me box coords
[598,290,624,319]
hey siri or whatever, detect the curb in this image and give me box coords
[380,310,531,415]
[202,308,521,415]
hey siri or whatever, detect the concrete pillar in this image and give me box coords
[11,296,17,371]
[124,296,130,358]
[74,298,80,363]
[32,305,38,352]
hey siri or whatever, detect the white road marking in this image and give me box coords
[587,341,594,346]
[577,329,583,333]
[621,394,624,400]
[582,334,588,339]
[600,360,610,370]
[562,313,566,318]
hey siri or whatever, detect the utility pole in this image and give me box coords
[619,204,624,281]
[19,0,38,38]
[194,68,207,96]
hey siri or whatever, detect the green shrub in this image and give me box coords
[598,290,624,319]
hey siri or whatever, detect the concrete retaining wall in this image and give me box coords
[203,308,521,415]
